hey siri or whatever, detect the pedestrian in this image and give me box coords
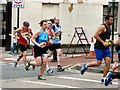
[115,34,120,62]
[48,17,65,72]
[13,21,33,68]
[9,27,17,55]
[80,15,113,84]
[25,20,49,80]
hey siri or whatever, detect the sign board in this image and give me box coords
[12,0,24,8]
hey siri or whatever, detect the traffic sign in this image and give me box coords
[12,0,24,8]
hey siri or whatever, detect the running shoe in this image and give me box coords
[80,64,87,75]
[101,78,112,85]
[14,61,18,68]
[105,72,113,86]
[38,75,46,80]
[25,63,31,71]
[32,65,35,71]
[47,69,54,75]
[101,78,105,84]
[57,66,65,72]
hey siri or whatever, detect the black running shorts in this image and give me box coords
[18,44,27,52]
[49,43,61,51]
[33,46,49,58]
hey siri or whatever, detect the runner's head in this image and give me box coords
[105,15,113,25]
[47,20,52,28]
[23,21,30,29]
[54,17,59,25]
[39,20,47,30]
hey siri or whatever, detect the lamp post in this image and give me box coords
[111,0,115,63]
[16,7,19,53]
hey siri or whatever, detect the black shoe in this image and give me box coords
[57,66,65,72]
[25,63,31,71]
[32,65,35,71]
[38,75,46,80]
[14,61,18,68]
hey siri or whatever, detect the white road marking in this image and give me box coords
[0,62,6,64]
[8,63,14,65]
[0,62,6,65]
[0,62,23,67]
[58,76,118,85]
[23,80,79,88]
[11,64,23,67]
[3,58,14,61]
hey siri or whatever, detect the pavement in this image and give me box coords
[0,47,120,74]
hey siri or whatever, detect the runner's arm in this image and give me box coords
[13,28,21,38]
[29,28,33,37]
[94,25,108,47]
[31,31,40,47]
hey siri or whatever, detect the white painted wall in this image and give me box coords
[11,1,103,45]
[8,0,120,45]
[41,3,59,19]
[118,1,120,34]
[59,4,103,44]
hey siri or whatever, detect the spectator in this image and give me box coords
[9,27,17,54]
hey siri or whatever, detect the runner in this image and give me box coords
[80,15,113,83]
[25,20,49,80]
[46,20,55,75]
[13,21,33,68]
[48,17,65,72]
[50,18,57,62]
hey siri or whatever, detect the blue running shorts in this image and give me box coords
[94,48,111,60]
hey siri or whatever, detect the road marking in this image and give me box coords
[58,76,118,85]
[0,62,7,65]
[0,62,23,67]
[0,62,6,64]
[11,64,23,67]
[8,63,14,65]
[23,80,79,88]
[3,58,14,61]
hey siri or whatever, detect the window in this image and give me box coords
[103,2,118,32]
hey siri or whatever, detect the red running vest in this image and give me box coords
[18,27,31,46]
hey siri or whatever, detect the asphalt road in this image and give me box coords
[0,62,119,89]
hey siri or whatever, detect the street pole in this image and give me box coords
[111,0,115,63]
[17,8,19,28]
[16,8,19,53]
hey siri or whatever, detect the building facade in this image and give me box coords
[0,0,120,49]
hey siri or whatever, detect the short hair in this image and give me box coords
[23,21,30,26]
[105,15,113,21]
[39,20,47,26]
[54,17,59,20]
[50,18,54,23]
